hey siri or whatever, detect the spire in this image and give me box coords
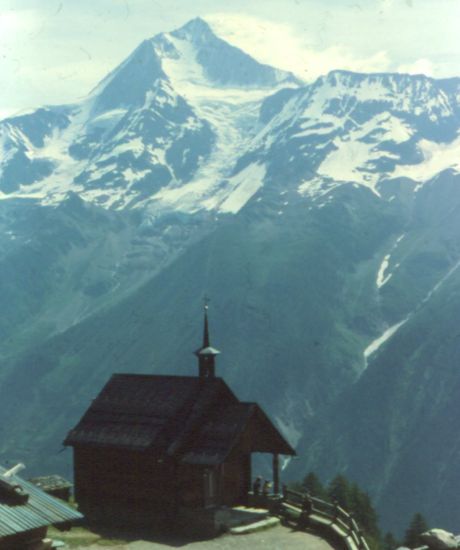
[203,301,210,348]
[195,298,220,378]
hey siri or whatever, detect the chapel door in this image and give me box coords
[203,468,217,507]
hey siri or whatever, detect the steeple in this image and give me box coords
[203,303,210,348]
[194,300,220,378]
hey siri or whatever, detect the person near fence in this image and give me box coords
[297,493,313,530]
[302,493,313,515]
[262,480,272,496]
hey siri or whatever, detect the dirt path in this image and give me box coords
[72,525,335,549]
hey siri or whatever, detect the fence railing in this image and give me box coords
[279,489,370,550]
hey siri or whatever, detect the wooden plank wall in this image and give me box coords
[74,447,176,523]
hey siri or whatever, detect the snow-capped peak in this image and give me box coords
[151,17,299,90]
[1,19,460,215]
[0,18,300,213]
[247,69,460,200]
[170,17,215,44]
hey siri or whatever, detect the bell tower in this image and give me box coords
[194,300,220,378]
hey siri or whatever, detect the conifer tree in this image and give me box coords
[404,513,429,548]
[302,472,325,498]
[327,474,352,509]
[349,483,380,541]
[383,532,399,550]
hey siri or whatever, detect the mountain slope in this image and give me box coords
[0,186,400,475]
[288,170,460,533]
[291,263,460,534]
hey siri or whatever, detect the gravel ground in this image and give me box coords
[72,525,335,550]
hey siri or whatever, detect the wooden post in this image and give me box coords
[246,454,252,499]
[273,453,279,495]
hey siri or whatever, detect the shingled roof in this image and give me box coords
[64,374,238,452]
[182,402,295,465]
[64,373,295,462]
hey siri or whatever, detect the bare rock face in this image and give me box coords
[420,529,459,550]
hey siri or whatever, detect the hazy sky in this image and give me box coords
[1,0,459,119]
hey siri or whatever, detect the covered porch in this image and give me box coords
[180,402,296,509]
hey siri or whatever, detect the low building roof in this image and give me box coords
[28,475,72,492]
[0,466,83,538]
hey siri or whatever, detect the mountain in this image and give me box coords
[1,17,460,535]
[0,17,298,350]
[0,17,298,211]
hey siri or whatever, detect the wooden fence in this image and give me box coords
[277,489,370,550]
